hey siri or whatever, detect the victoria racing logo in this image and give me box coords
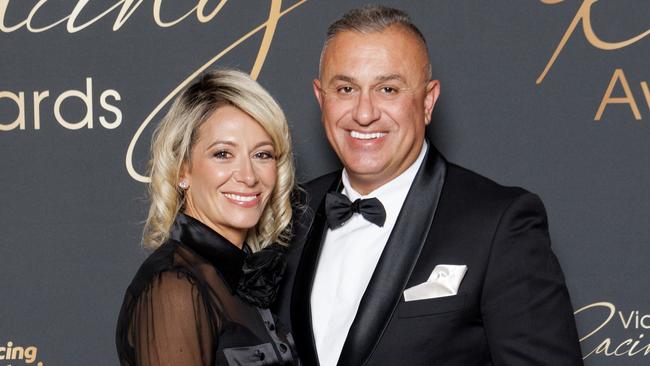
[0,341,43,366]
[576,301,650,359]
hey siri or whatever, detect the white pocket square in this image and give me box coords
[403,264,468,302]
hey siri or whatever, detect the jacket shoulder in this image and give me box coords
[444,163,532,205]
[440,162,549,225]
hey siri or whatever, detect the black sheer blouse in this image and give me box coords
[116,213,298,365]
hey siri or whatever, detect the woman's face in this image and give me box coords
[181,105,277,247]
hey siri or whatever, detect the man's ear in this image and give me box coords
[424,80,440,125]
[313,79,324,110]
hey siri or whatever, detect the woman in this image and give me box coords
[116,69,299,365]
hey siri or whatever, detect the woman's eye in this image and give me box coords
[213,150,231,159]
[254,151,275,160]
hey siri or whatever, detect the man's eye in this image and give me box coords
[337,86,354,94]
[213,150,231,159]
[379,86,397,94]
[254,151,275,160]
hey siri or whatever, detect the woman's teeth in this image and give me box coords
[224,193,257,202]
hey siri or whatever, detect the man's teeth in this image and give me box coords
[350,131,386,140]
[224,193,257,202]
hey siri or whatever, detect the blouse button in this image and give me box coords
[279,343,288,353]
[256,350,266,360]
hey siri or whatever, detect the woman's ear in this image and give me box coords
[179,162,190,190]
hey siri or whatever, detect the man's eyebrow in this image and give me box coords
[375,74,406,83]
[329,75,355,84]
[328,74,406,84]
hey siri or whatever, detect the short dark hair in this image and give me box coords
[320,5,431,78]
[325,5,428,49]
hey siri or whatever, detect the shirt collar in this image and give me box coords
[170,213,246,292]
[341,141,428,222]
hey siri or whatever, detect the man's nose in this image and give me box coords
[233,157,258,186]
[352,90,380,126]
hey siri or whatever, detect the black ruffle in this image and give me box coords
[237,243,288,308]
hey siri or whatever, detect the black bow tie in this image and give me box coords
[325,191,386,229]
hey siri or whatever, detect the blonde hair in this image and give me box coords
[143,69,295,252]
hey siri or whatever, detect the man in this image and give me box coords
[276,5,583,366]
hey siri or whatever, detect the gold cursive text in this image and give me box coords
[537,0,649,84]
[575,302,650,359]
[0,0,233,33]
[124,0,308,182]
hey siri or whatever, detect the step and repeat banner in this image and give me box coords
[1,1,648,365]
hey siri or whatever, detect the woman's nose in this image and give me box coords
[233,157,258,186]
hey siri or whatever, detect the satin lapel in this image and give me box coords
[337,148,447,366]
[291,176,341,366]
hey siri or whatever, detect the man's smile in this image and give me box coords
[349,130,388,140]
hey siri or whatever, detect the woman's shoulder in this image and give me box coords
[125,240,192,298]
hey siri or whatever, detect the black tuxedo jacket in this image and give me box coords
[276,146,583,366]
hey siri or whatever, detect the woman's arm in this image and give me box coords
[129,271,215,366]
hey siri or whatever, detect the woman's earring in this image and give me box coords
[179,181,189,190]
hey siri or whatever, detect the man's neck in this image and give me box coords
[345,141,428,196]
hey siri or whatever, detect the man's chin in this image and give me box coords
[343,162,385,176]
[344,165,393,188]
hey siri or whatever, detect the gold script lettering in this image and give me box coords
[2,0,74,33]
[197,0,228,23]
[575,302,650,358]
[67,0,144,33]
[153,0,200,27]
[537,0,650,84]
[594,69,642,121]
[574,301,615,359]
[125,0,307,182]
[575,301,616,343]
[151,0,227,28]
[0,0,228,33]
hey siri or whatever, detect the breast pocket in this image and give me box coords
[223,343,280,366]
[398,293,467,319]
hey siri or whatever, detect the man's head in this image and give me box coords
[314,5,440,195]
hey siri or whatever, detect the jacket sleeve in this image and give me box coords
[481,192,584,365]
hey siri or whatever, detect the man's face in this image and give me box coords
[314,26,440,194]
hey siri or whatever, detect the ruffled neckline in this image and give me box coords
[170,213,287,308]
[237,243,287,308]
[170,213,246,292]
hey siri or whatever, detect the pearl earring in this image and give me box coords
[179,181,189,190]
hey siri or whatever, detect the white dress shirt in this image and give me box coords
[310,142,428,366]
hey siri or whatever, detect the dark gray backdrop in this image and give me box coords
[1,1,648,365]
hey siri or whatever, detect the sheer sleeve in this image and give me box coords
[129,270,215,366]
